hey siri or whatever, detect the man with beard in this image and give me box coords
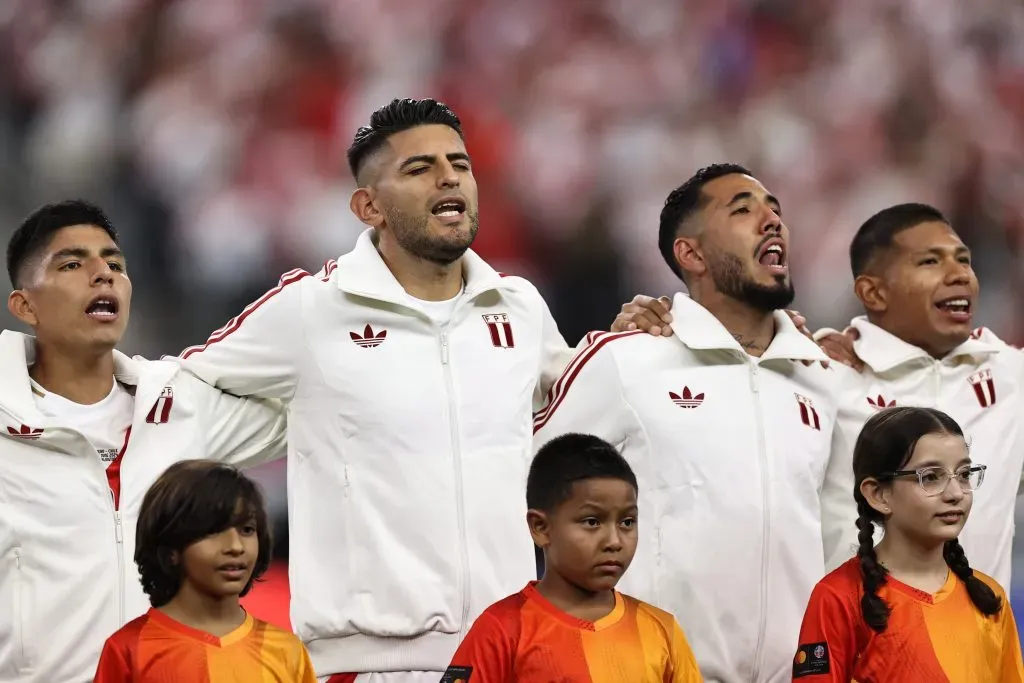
[174,98,665,683]
[534,163,850,683]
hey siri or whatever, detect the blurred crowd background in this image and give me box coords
[1,0,1023,623]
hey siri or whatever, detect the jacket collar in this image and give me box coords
[0,330,178,424]
[332,229,512,305]
[668,293,830,363]
[850,316,1003,373]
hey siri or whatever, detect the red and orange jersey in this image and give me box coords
[442,582,703,683]
[793,558,1024,683]
[94,608,317,683]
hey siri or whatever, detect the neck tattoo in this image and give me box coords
[733,334,764,352]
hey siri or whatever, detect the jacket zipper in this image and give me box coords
[440,331,472,637]
[108,487,125,625]
[13,547,26,671]
[748,362,770,682]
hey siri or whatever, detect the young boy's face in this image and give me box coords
[533,477,638,593]
[180,517,259,599]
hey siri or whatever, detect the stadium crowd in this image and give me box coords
[0,0,1021,350]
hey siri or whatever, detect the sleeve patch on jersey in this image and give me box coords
[793,642,830,678]
[440,666,473,682]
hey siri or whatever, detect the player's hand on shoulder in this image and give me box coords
[817,326,864,372]
[786,309,831,370]
[612,295,674,337]
[786,309,813,340]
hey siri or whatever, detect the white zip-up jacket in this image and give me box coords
[533,294,849,683]
[0,330,287,683]
[819,318,1024,588]
[174,228,570,675]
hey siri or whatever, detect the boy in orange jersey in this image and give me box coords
[94,460,316,682]
[441,433,702,683]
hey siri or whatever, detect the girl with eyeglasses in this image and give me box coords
[791,406,1024,682]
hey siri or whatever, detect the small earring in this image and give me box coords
[882,507,890,513]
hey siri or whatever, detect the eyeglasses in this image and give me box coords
[880,465,987,497]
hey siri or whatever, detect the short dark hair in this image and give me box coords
[849,203,949,278]
[527,433,638,512]
[6,199,118,289]
[346,98,464,183]
[658,163,754,280]
[852,406,1000,632]
[135,460,273,608]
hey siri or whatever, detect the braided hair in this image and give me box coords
[851,406,1001,633]
[943,538,1001,615]
[855,499,890,632]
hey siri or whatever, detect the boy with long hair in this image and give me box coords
[94,460,315,682]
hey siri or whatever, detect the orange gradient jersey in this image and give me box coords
[94,608,316,683]
[442,582,703,683]
[793,558,1024,683]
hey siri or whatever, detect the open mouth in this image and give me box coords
[216,563,249,578]
[756,240,787,271]
[935,297,971,321]
[431,197,466,222]
[85,296,119,321]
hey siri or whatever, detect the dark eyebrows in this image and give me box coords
[913,457,972,469]
[913,246,971,258]
[725,191,753,207]
[575,502,639,515]
[50,246,124,262]
[725,191,782,215]
[398,152,472,171]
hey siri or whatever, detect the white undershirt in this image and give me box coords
[31,378,134,467]
[407,283,465,326]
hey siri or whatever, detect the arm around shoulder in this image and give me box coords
[534,296,572,410]
[820,418,859,571]
[175,269,310,400]
[533,332,636,450]
[193,375,288,467]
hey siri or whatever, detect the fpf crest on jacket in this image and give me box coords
[533,293,847,683]
[174,228,573,674]
[0,330,287,683]
[821,318,1024,588]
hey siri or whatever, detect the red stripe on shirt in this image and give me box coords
[179,269,310,359]
[106,425,132,510]
[533,330,643,433]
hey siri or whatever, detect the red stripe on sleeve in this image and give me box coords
[179,269,310,359]
[533,330,643,433]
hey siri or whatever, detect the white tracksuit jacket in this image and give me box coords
[819,318,1024,590]
[0,330,287,683]
[174,228,571,675]
[534,293,853,683]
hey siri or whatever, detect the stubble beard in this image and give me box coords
[385,206,480,266]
